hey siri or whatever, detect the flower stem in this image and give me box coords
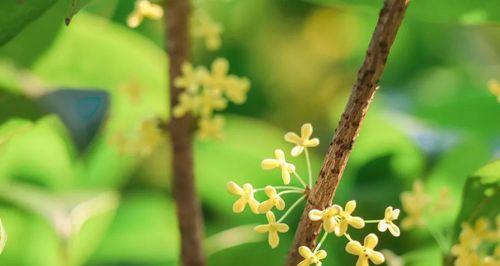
[278,190,305,196]
[364,219,381,223]
[304,148,313,187]
[278,195,305,223]
[314,231,329,252]
[292,171,308,188]
[343,233,353,242]
[253,186,303,192]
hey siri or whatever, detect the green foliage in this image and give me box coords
[453,160,500,241]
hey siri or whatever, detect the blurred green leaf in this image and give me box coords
[0,116,76,189]
[0,0,57,45]
[452,160,500,241]
[0,118,32,146]
[0,217,6,255]
[90,192,179,265]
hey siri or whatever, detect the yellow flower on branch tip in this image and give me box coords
[377,207,400,237]
[198,116,224,140]
[335,200,365,236]
[174,62,208,94]
[227,182,259,214]
[192,11,223,51]
[298,246,327,266]
[261,149,296,185]
[202,58,230,93]
[284,123,320,156]
[127,0,163,28]
[254,211,289,248]
[488,79,500,102]
[346,233,385,266]
[400,180,431,230]
[258,186,286,213]
[308,205,342,233]
[225,76,250,104]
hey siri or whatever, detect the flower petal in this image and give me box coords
[232,198,246,213]
[388,223,401,237]
[385,207,393,219]
[248,197,260,214]
[377,221,388,232]
[266,211,276,223]
[212,58,229,75]
[276,197,286,210]
[291,145,304,157]
[301,123,313,139]
[345,240,363,255]
[392,208,400,220]
[356,257,370,266]
[298,246,313,258]
[254,224,269,233]
[368,251,385,265]
[297,260,310,266]
[275,223,289,233]
[345,200,357,214]
[281,168,291,185]
[364,233,379,249]
[258,199,275,213]
[308,209,324,221]
[323,217,336,233]
[227,181,244,195]
[304,138,320,147]
[348,216,365,229]
[274,149,285,160]
[261,159,280,170]
[268,230,279,248]
[264,185,277,198]
[284,132,301,144]
[316,250,327,259]
[335,220,349,236]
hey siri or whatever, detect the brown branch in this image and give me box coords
[164,0,206,265]
[286,0,410,265]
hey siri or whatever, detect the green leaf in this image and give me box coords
[453,160,500,241]
[0,116,76,189]
[0,119,32,146]
[0,218,6,255]
[0,0,57,45]
[90,192,179,265]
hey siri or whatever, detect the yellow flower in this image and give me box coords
[258,186,286,213]
[488,79,500,102]
[135,119,163,156]
[345,233,385,266]
[198,89,227,118]
[377,207,400,237]
[192,10,223,51]
[224,76,250,104]
[400,180,431,230]
[202,58,231,93]
[254,211,289,248]
[227,181,259,214]
[284,123,320,156]
[309,201,364,236]
[173,92,199,118]
[298,246,327,266]
[308,205,342,233]
[261,149,296,185]
[127,0,163,28]
[174,62,208,94]
[198,116,224,140]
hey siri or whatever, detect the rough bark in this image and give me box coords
[286,0,410,265]
[165,0,206,265]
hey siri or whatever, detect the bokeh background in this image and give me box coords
[0,0,499,265]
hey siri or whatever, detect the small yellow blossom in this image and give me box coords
[297,246,327,266]
[135,119,163,156]
[224,76,250,104]
[377,207,400,237]
[345,233,385,266]
[400,180,431,230]
[173,92,199,118]
[174,62,208,94]
[198,89,227,118]
[308,205,342,233]
[261,149,296,185]
[254,211,289,248]
[284,123,320,156]
[198,116,224,140]
[258,186,286,213]
[127,0,163,28]
[309,201,364,236]
[488,79,500,102]
[202,58,231,93]
[192,10,223,51]
[227,182,259,214]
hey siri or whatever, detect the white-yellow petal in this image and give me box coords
[274,223,289,233]
[299,246,314,258]
[377,220,388,232]
[308,209,324,221]
[276,197,286,210]
[301,123,313,139]
[284,132,301,144]
[345,200,357,214]
[261,159,280,170]
[232,198,246,213]
[345,240,363,255]
[316,250,327,259]
[387,223,400,237]
[304,138,320,147]
[254,224,270,233]
[369,251,385,265]
[349,216,365,229]
[268,230,280,248]
[266,211,276,223]
[258,199,275,214]
[281,167,291,184]
[227,181,244,195]
[364,233,379,249]
[291,145,304,157]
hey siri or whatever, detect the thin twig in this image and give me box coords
[164,0,206,265]
[286,0,410,264]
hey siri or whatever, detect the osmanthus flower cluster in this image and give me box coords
[226,123,402,265]
[451,216,500,266]
[173,58,250,139]
[108,118,163,157]
[127,0,164,28]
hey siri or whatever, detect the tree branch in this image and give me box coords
[164,0,206,265]
[286,0,410,264]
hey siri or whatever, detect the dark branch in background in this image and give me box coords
[286,0,410,265]
[164,0,206,265]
